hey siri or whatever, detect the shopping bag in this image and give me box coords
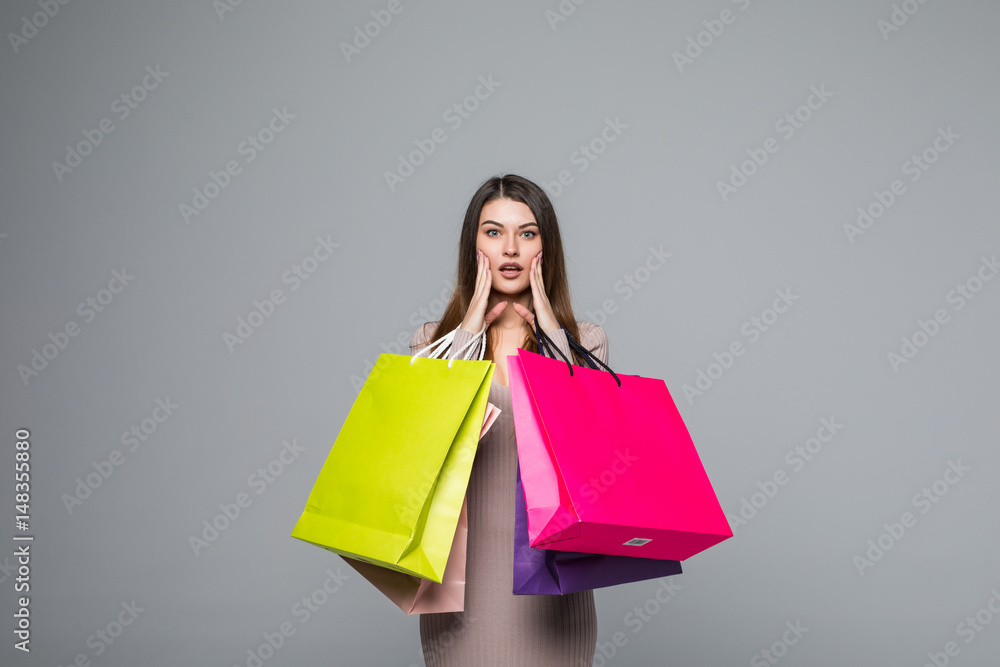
[291,326,494,582]
[481,402,501,439]
[342,497,469,614]
[509,325,732,561]
[513,464,681,595]
[341,403,500,613]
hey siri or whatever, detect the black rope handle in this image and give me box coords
[561,328,600,371]
[532,318,552,358]
[531,320,622,387]
[562,326,622,387]
[533,320,575,376]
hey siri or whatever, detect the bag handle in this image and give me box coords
[561,326,621,387]
[533,322,574,374]
[532,321,622,387]
[410,325,488,368]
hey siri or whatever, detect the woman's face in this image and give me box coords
[476,197,541,294]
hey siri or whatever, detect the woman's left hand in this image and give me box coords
[511,251,560,333]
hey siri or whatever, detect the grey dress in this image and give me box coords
[410,322,609,667]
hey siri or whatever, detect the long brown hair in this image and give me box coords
[428,174,586,364]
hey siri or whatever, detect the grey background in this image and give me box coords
[2,0,999,665]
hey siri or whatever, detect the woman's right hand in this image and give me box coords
[460,249,507,334]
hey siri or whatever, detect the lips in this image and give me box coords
[498,263,523,278]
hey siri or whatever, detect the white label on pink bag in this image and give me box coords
[623,538,652,546]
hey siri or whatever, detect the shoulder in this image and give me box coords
[572,321,608,364]
[575,321,608,349]
[410,321,438,351]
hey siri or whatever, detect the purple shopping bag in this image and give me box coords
[513,463,682,595]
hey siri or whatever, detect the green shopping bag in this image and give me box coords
[291,326,493,583]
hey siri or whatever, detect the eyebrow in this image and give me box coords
[480,220,539,229]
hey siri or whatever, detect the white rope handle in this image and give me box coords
[450,325,487,366]
[411,327,458,361]
[410,325,488,368]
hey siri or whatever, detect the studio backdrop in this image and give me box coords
[1,1,998,665]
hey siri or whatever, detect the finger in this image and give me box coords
[534,257,546,292]
[477,253,489,298]
[528,257,540,294]
[472,262,482,303]
[481,255,492,297]
[510,301,533,322]
[485,301,507,326]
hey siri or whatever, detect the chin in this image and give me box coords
[492,280,529,294]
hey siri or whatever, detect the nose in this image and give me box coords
[503,237,519,256]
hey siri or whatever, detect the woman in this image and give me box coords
[410,174,609,665]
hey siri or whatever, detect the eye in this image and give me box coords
[522,231,537,239]
[486,229,499,237]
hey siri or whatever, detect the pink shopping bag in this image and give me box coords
[340,498,468,614]
[509,325,732,561]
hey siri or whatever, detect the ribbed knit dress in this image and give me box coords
[410,321,609,667]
